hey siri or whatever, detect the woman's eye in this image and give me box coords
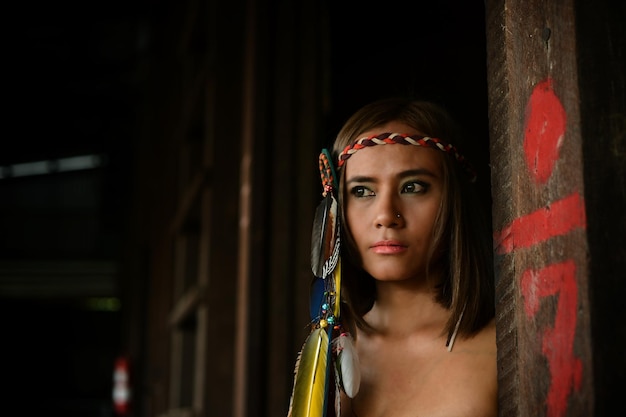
[402,181,427,194]
[350,186,374,198]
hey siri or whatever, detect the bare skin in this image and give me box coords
[342,301,497,417]
[341,122,497,416]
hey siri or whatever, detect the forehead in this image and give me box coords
[361,121,420,136]
[344,144,443,177]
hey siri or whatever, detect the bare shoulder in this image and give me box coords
[412,319,497,416]
[443,318,497,416]
[458,317,496,353]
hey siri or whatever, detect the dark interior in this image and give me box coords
[1,1,489,415]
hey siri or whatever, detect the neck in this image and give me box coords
[366,276,449,337]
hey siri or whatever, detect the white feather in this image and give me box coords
[333,333,361,398]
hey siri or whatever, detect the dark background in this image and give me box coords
[1,1,489,415]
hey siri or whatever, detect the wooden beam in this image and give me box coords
[485,0,595,416]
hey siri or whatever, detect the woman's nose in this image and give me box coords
[374,195,403,228]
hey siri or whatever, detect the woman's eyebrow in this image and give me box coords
[345,175,376,186]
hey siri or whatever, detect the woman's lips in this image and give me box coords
[370,240,407,254]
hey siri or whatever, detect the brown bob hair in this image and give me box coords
[331,97,494,340]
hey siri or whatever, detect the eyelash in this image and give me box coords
[349,181,429,198]
[350,186,374,198]
[402,181,428,194]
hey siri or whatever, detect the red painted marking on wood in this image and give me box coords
[523,78,567,184]
[521,261,582,417]
[494,192,586,254]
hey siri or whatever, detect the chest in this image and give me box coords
[347,337,495,417]
[356,342,448,412]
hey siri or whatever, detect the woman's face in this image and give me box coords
[344,122,444,283]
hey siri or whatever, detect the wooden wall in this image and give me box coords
[122,1,326,416]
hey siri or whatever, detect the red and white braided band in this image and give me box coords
[337,132,476,182]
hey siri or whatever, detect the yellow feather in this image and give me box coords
[288,327,331,417]
[333,258,341,318]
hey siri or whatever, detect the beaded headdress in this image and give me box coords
[338,132,477,182]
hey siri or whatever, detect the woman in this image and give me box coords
[289,97,496,417]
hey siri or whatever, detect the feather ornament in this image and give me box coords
[288,148,343,417]
[310,257,341,322]
[332,258,341,318]
[333,333,361,398]
[309,277,326,321]
[311,150,341,279]
[333,353,342,417]
[288,327,332,417]
[310,193,339,278]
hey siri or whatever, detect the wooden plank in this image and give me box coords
[485,0,595,416]
[169,284,204,327]
[200,1,246,416]
[169,169,211,235]
[232,0,257,415]
[228,2,328,415]
[169,236,187,407]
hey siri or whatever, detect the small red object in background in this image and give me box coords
[113,356,132,416]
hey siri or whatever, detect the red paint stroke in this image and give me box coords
[494,192,586,254]
[523,78,567,184]
[521,260,582,417]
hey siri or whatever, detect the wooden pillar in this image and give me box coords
[485,0,596,416]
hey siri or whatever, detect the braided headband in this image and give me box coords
[337,132,477,182]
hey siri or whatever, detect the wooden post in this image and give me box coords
[485,0,597,416]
